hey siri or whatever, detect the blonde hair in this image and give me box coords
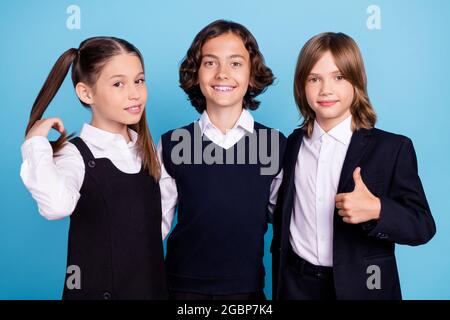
[293,32,377,137]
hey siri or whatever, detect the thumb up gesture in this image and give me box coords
[335,167,381,224]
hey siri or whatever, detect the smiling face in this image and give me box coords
[76,53,147,134]
[305,50,354,131]
[198,32,251,114]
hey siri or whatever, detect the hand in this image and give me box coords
[25,118,65,140]
[335,167,381,224]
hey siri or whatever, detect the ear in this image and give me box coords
[75,82,95,105]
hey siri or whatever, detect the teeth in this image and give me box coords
[126,106,140,111]
[213,86,234,92]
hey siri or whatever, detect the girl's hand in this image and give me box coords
[25,118,65,140]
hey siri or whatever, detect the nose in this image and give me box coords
[319,78,333,96]
[215,63,229,80]
[128,83,141,100]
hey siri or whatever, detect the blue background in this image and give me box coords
[1,0,449,299]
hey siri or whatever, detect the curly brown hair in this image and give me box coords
[179,20,274,113]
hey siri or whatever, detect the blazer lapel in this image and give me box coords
[284,129,304,179]
[280,129,304,246]
[337,128,373,193]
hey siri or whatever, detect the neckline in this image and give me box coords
[88,157,144,176]
[70,136,145,177]
[199,129,249,152]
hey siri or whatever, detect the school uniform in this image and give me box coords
[158,109,286,299]
[20,124,168,300]
[271,116,436,300]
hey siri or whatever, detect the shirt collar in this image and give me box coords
[309,115,353,146]
[79,123,138,150]
[310,120,326,143]
[198,109,254,136]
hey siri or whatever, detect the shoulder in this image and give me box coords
[253,121,287,142]
[360,128,417,162]
[161,123,195,140]
[286,127,305,144]
[160,122,196,153]
[369,127,412,147]
[51,139,85,172]
[55,138,83,159]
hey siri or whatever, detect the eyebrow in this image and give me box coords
[202,54,246,60]
[308,70,342,76]
[109,72,144,80]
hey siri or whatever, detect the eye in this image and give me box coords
[203,60,216,67]
[113,82,124,87]
[231,61,242,68]
[308,77,319,83]
[135,78,145,84]
[336,75,344,80]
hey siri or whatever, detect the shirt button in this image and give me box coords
[103,292,111,300]
[88,160,96,168]
[377,233,389,239]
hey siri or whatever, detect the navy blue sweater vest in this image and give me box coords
[161,121,286,294]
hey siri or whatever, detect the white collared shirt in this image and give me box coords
[290,115,353,267]
[20,124,140,221]
[197,108,255,149]
[158,109,284,239]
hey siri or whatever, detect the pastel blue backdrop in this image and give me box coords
[1,0,449,299]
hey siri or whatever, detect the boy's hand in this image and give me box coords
[335,167,381,224]
[26,118,65,140]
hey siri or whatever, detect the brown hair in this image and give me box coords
[25,37,160,179]
[293,32,377,137]
[179,19,274,113]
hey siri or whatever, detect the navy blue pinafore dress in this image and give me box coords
[62,137,168,300]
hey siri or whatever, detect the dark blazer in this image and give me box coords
[272,127,436,300]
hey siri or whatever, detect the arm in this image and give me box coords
[20,136,84,220]
[157,141,178,240]
[367,138,436,245]
[267,169,284,223]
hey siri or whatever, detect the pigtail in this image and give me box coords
[130,114,161,180]
[25,48,78,153]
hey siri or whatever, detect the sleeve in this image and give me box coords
[267,130,287,223]
[157,140,178,240]
[20,136,85,220]
[366,137,436,246]
[268,169,284,219]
